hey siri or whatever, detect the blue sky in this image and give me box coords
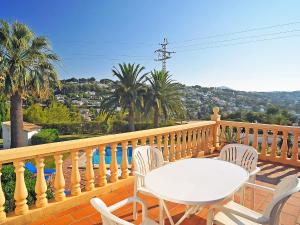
[1,0,300,91]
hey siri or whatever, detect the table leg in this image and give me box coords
[161,200,200,225]
[161,200,175,225]
[159,199,165,225]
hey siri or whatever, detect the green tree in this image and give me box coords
[145,70,184,127]
[100,63,147,131]
[69,105,82,122]
[44,102,70,123]
[24,103,46,123]
[0,20,60,147]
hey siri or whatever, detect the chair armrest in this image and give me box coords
[244,182,275,193]
[249,167,260,177]
[214,204,265,223]
[134,171,145,178]
[163,161,169,165]
[108,197,148,219]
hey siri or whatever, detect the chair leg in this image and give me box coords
[133,201,137,220]
[206,208,214,225]
[250,175,256,209]
[239,187,245,205]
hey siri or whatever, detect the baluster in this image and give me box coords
[157,135,162,151]
[292,130,299,162]
[163,134,169,161]
[270,129,278,159]
[110,143,118,182]
[197,129,202,152]
[130,139,138,176]
[98,145,107,186]
[176,131,181,160]
[261,129,268,159]
[187,129,192,157]
[35,157,48,208]
[244,127,249,145]
[14,161,28,215]
[211,108,221,149]
[169,132,175,162]
[71,151,81,196]
[0,165,6,221]
[201,128,206,152]
[221,126,226,146]
[85,147,95,191]
[54,154,66,201]
[208,127,213,150]
[192,129,198,155]
[149,136,155,147]
[121,141,129,179]
[236,126,241,144]
[141,137,147,146]
[281,130,288,161]
[252,127,258,149]
[182,130,187,158]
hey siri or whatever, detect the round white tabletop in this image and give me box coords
[145,158,249,206]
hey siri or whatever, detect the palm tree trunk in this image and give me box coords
[128,103,135,131]
[154,105,159,128]
[10,92,24,148]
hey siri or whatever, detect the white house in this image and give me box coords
[1,121,41,149]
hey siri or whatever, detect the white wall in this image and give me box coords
[1,123,41,149]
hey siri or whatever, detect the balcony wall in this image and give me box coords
[0,107,299,225]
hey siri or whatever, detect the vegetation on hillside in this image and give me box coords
[223,105,295,125]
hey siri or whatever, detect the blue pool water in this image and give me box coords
[92,145,133,165]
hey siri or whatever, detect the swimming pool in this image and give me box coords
[92,145,133,165]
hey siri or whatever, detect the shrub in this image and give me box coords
[110,120,153,133]
[1,164,54,213]
[39,122,108,135]
[31,129,59,145]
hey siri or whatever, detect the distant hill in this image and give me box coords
[183,85,300,119]
[56,78,300,120]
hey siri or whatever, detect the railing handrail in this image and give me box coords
[0,121,216,163]
[220,120,300,132]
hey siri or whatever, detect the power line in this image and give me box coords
[173,28,300,49]
[154,38,175,72]
[171,21,300,45]
[175,33,300,53]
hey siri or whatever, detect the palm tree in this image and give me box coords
[100,63,147,131]
[0,20,60,148]
[145,70,184,128]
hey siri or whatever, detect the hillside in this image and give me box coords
[55,78,300,120]
[184,85,300,119]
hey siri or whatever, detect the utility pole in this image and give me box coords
[154,38,175,72]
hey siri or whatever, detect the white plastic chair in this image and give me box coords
[218,144,261,205]
[207,175,300,225]
[219,144,260,180]
[90,196,159,225]
[133,145,166,220]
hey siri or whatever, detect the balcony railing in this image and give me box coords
[0,107,299,225]
[0,120,216,225]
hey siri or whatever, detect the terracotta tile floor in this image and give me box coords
[30,160,300,225]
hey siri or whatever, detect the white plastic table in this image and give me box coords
[145,158,249,225]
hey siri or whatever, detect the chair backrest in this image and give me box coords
[90,198,133,225]
[133,145,164,175]
[263,175,300,224]
[220,144,258,173]
[133,146,164,188]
